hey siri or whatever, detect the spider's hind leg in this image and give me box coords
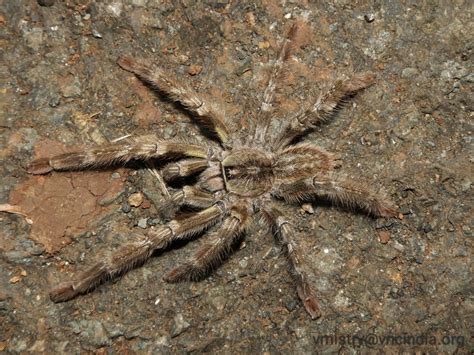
[274,174,398,218]
[263,206,321,319]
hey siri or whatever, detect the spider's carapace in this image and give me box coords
[221,148,275,197]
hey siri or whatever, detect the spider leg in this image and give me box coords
[254,22,300,143]
[263,206,321,319]
[117,56,231,145]
[273,73,375,149]
[49,202,227,302]
[163,202,250,282]
[197,164,225,192]
[27,136,207,174]
[158,186,216,220]
[162,158,208,182]
[273,174,398,218]
[159,160,220,218]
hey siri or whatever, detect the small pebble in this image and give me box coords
[38,0,55,6]
[121,202,131,213]
[61,76,82,98]
[389,287,402,299]
[210,296,226,311]
[378,230,391,244]
[178,55,189,64]
[239,258,248,268]
[98,189,125,206]
[414,257,424,264]
[137,218,148,229]
[9,275,21,284]
[392,241,405,252]
[128,192,144,207]
[148,218,160,226]
[245,12,256,26]
[364,13,375,22]
[461,224,471,236]
[170,314,190,338]
[459,177,471,192]
[188,64,202,76]
[301,203,314,214]
[87,320,110,347]
[92,29,102,39]
[141,199,151,209]
[285,299,298,312]
[48,96,61,107]
[401,67,419,78]
[399,206,412,215]
[376,218,394,229]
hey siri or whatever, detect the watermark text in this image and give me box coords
[313,333,465,348]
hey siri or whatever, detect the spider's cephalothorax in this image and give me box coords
[28,22,397,319]
[221,148,275,197]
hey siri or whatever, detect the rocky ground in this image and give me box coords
[1,0,472,353]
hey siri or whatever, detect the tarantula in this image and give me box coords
[28,22,397,319]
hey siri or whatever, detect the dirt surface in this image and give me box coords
[1,1,472,353]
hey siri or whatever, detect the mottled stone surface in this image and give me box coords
[0,1,472,353]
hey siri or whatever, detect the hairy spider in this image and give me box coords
[28,22,397,319]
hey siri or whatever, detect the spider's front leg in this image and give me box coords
[162,158,209,182]
[27,136,207,174]
[274,174,398,218]
[157,186,217,221]
[117,56,231,145]
[273,73,375,149]
[166,186,215,209]
[263,206,322,319]
[49,202,227,302]
[254,22,301,143]
[157,159,223,218]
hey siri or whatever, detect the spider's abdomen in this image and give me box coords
[221,149,275,197]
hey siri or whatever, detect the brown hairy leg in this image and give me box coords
[274,174,398,218]
[254,22,302,143]
[164,202,250,282]
[157,186,217,220]
[28,137,208,174]
[264,206,322,319]
[50,202,227,302]
[273,73,376,149]
[162,158,209,182]
[118,56,231,145]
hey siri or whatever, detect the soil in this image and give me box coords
[1,1,472,353]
